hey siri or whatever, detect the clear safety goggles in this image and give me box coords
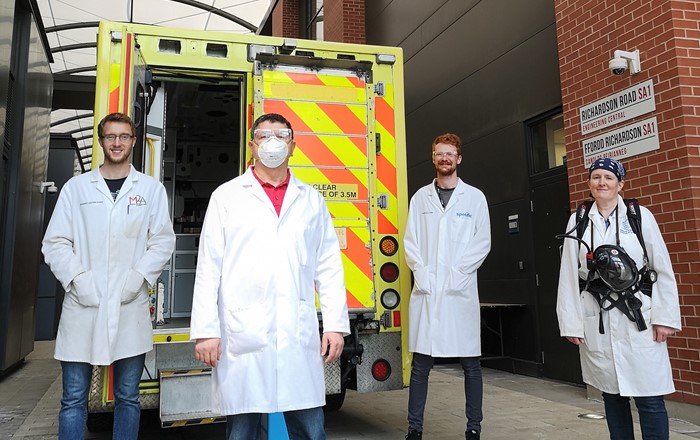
[253,128,292,143]
[433,151,459,159]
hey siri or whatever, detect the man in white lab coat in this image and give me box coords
[42,112,175,440]
[403,133,491,440]
[190,113,350,440]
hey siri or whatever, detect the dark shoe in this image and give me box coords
[466,429,480,439]
[406,429,423,440]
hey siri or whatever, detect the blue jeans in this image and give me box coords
[407,353,483,433]
[226,407,326,440]
[59,354,145,440]
[602,393,669,440]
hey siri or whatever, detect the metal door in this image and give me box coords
[532,178,583,383]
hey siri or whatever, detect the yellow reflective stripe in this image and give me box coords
[263,71,366,104]
[265,82,366,104]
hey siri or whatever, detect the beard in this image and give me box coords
[103,145,133,166]
[436,161,457,176]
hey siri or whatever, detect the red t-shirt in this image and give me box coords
[252,167,290,216]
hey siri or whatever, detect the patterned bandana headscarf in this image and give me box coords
[589,158,626,181]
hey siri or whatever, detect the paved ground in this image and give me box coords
[2,341,700,439]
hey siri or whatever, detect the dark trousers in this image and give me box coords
[602,392,669,440]
[226,407,326,440]
[407,352,483,433]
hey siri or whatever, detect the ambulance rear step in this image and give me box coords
[159,368,223,428]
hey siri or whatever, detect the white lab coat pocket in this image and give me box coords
[583,315,603,353]
[294,225,316,268]
[412,267,431,294]
[629,307,655,348]
[124,204,148,238]
[71,271,100,307]
[121,269,145,304]
[297,300,319,349]
[225,303,267,355]
[446,267,471,296]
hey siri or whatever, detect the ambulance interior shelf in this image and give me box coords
[162,150,238,317]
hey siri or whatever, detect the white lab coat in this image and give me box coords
[189,167,350,415]
[42,166,175,365]
[556,195,681,396]
[404,179,491,357]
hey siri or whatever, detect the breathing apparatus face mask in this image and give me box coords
[556,227,642,293]
[256,136,289,168]
[592,244,639,292]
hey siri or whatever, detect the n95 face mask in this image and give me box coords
[257,137,289,168]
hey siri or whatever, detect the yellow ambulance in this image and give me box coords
[87,21,410,428]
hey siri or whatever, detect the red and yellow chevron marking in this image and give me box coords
[260,70,380,310]
[376,90,399,234]
[264,100,367,136]
[338,226,373,309]
[292,134,367,169]
[263,70,366,105]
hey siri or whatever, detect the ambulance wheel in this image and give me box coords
[86,411,113,432]
[324,387,346,412]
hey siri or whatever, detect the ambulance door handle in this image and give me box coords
[375,133,381,155]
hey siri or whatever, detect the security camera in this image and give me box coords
[609,49,641,76]
[609,57,628,75]
[35,181,58,194]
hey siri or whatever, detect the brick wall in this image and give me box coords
[554,0,700,405]
[272,0,300,38]
[324,0,365,44]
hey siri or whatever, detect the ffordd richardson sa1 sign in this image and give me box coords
[579,79,655,135]
[582,116,659,168]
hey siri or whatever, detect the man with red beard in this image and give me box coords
[403,133,491,440]
[42,112,175,439]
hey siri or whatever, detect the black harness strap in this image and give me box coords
[580,278,647,334]
[575,199,650,333]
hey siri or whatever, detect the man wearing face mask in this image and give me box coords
[190,113,350,440]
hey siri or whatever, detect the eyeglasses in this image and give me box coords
[433,151,459,159]
[253,128,292,143]
[102,134,134,142]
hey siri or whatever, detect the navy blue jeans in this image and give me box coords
[602,392,669,440]
[407,353,483,433]
[226,407,326,440]
[58,354,145,440]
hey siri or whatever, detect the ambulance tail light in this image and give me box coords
[379,236,398,256]
[380,289,399,310]
[380,263,399,283]
[371,359,391,382]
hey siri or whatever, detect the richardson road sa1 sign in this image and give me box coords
[579,79,655,136]
[582,116,660,168]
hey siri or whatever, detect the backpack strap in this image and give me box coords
[624,198,648,264]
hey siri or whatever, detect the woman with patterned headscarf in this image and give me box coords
[556,158,681,440]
